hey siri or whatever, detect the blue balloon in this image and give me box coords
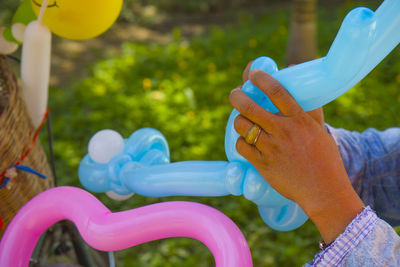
[244,1,400,112]
[79,0,400,231]
[79,127,307,231]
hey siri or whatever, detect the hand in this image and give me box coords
[230,69,364,243]
[242,60,325,127]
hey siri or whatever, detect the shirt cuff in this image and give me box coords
[324,124,341,150]
[325,123,337,142]
[309,206,378,266]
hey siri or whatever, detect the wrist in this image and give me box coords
[301,187,364,244]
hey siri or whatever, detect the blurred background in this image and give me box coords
[1,0,399,266]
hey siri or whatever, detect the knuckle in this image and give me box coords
[256,149,269,165]
[279,127,293,140]
[259,152,270,164]
[294,113,311,129]
[229,88,240,102]
[249,70,265,85]
[259,131,271,146]
[277,118,294,139]
[242,61,253,81]
[252,69,264,79]
[236,138,246,154]
[268,82,285,98]
[254,70,263,80]
[244,103,257,115]
[233,116,243,132]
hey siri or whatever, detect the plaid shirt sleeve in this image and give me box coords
[305,206,400,266]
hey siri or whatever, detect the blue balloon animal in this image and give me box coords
[80,128,307,231]
[79,0,400,231]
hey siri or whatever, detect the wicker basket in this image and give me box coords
[0,56,54,237]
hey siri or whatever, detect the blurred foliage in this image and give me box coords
[47,11,322,266]
[0,0,285,28]
[122,0,283,14]
[119,0,286,25]
[0,0,379,26]
[0,0,395,265]
[43,2,400,265]
[124,0,247,13]
[0,0,284,26]
[0,0,16,25]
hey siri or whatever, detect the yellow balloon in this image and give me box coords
[31,0,123,40]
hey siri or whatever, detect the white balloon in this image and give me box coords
[21,21,51,128]
[11,23,26,43]
[106,191,134,201]
[88,129,124,164]
[0,27,18,55]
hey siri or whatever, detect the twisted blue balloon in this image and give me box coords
[79,128,307,231]
[79,0,400,231]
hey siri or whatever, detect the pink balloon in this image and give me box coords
[0,186,252,267]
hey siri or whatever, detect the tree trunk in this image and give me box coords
[287,0,318,65]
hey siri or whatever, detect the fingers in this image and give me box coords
[235,137,263,164]
[242,61,253,82]
[249,69,304,117]
[229,88,278,133]
[234,115,273,151]
[307,107,325,127]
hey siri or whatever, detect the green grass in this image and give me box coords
[43,3,400,267]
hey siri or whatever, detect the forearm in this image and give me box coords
[305,186,364,244]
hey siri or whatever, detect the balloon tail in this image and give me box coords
[38,0,50,23]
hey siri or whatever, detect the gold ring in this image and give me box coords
[245,124,261,145]
[253,126,262,146]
